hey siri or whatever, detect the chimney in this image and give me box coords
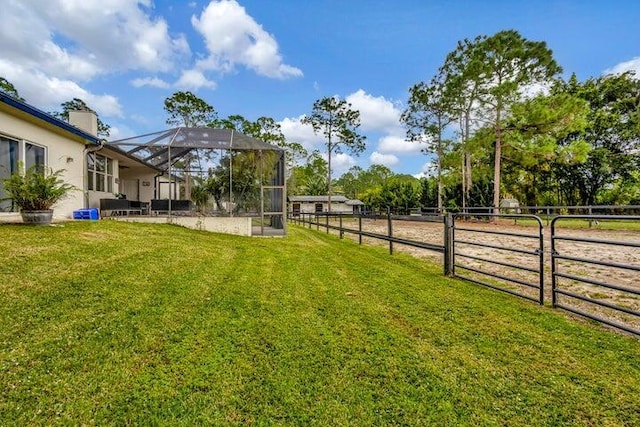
[69,110,98,137]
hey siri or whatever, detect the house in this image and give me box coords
[0,93,166,221]
[288,195,364,215]
[1,94,284,235]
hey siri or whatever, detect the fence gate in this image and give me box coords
[551,215,640,336]
[452,213,545,304]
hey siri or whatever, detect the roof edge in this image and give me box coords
[0,93,101,145]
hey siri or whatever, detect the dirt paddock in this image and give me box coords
[313,216,640,332]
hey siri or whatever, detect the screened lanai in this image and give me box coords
[108,127,286,236]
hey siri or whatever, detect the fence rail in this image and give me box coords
[289,211,640,337]
[551,215,640,336]
[290,211,446,259]
[452,213,545,305]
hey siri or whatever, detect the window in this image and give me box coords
[25,143,45,170]
[315,203,323,213]
[0,136,46,212]
[87,153,113,192]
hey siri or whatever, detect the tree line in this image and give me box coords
[401,30,640,211]
[2,28,638,212]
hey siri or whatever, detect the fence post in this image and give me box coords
[358,214,362,245]
[538,217,545,305]
[546,207,550,226]
[339,214,343,239]
[326,213,329,234]
[316,213,319,231]
[387,207,393,255]
[444,213,456,276]
[443,214,448,275]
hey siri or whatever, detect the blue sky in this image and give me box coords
[1,0,639,177]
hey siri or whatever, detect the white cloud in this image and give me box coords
[519,81,551,99]
[131,77,171,89]
[0,60,122,117]
[0,0,191,120]
[370,151,399,167]
[175,69,217,90]
[345,89,403,133]
[279,116,324,151]
[331,153,356,175]
[604,57,640,76]
[107,123,137,141]
[413,161,434,179]
[0,0,190,80]
[192,0,302,79]
[377,135,426,154]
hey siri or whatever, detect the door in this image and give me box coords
[120,179,140,201]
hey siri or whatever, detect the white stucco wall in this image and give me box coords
[119,169,157,202]
[115,216,253,236]
[0,109,88,220]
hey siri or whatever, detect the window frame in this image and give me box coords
[87,152,114,192]
[0,134,48,212]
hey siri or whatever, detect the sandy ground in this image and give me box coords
[308,216,640,332]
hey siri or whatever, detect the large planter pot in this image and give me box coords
[21,210,54,225]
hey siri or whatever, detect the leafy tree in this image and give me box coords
[334,166,363,199]
[334,164,395,201]
[360,176,421,214]
[553,73,640,205]
[199,149,280,214]
[458,30,562,212]
[360,186,383,212]
[213,114,307,167]
[302,96,366,211]
[289,151,329,196]
[419,177,438,209]
[500,91,590,205]
[0,77,24,101]
[164,91,216,127]
[53,98,111,138]
[401,72,454,212]
[163,91,217,199]
[354,164,393,195]
[384,178,421,214]
[440,36,486,210]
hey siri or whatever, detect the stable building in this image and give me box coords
[288,195,364,215]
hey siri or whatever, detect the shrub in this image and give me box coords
[2,164,75,211]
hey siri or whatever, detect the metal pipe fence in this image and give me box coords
[288,211,640,337]
[290,211,447,268]
[452,213,545,305]
[551,215,640,336]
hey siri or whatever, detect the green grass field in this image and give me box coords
[510,217,640,230]
[1,221,639,426]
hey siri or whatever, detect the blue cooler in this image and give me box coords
[73,208,100,220]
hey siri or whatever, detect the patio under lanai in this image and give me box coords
[106,127,287,236]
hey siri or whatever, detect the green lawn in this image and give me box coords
[1,221,639,426]
[510,216,640,230]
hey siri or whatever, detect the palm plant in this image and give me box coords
[2,164,75,211]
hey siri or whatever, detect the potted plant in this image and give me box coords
[2,164,75,224]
